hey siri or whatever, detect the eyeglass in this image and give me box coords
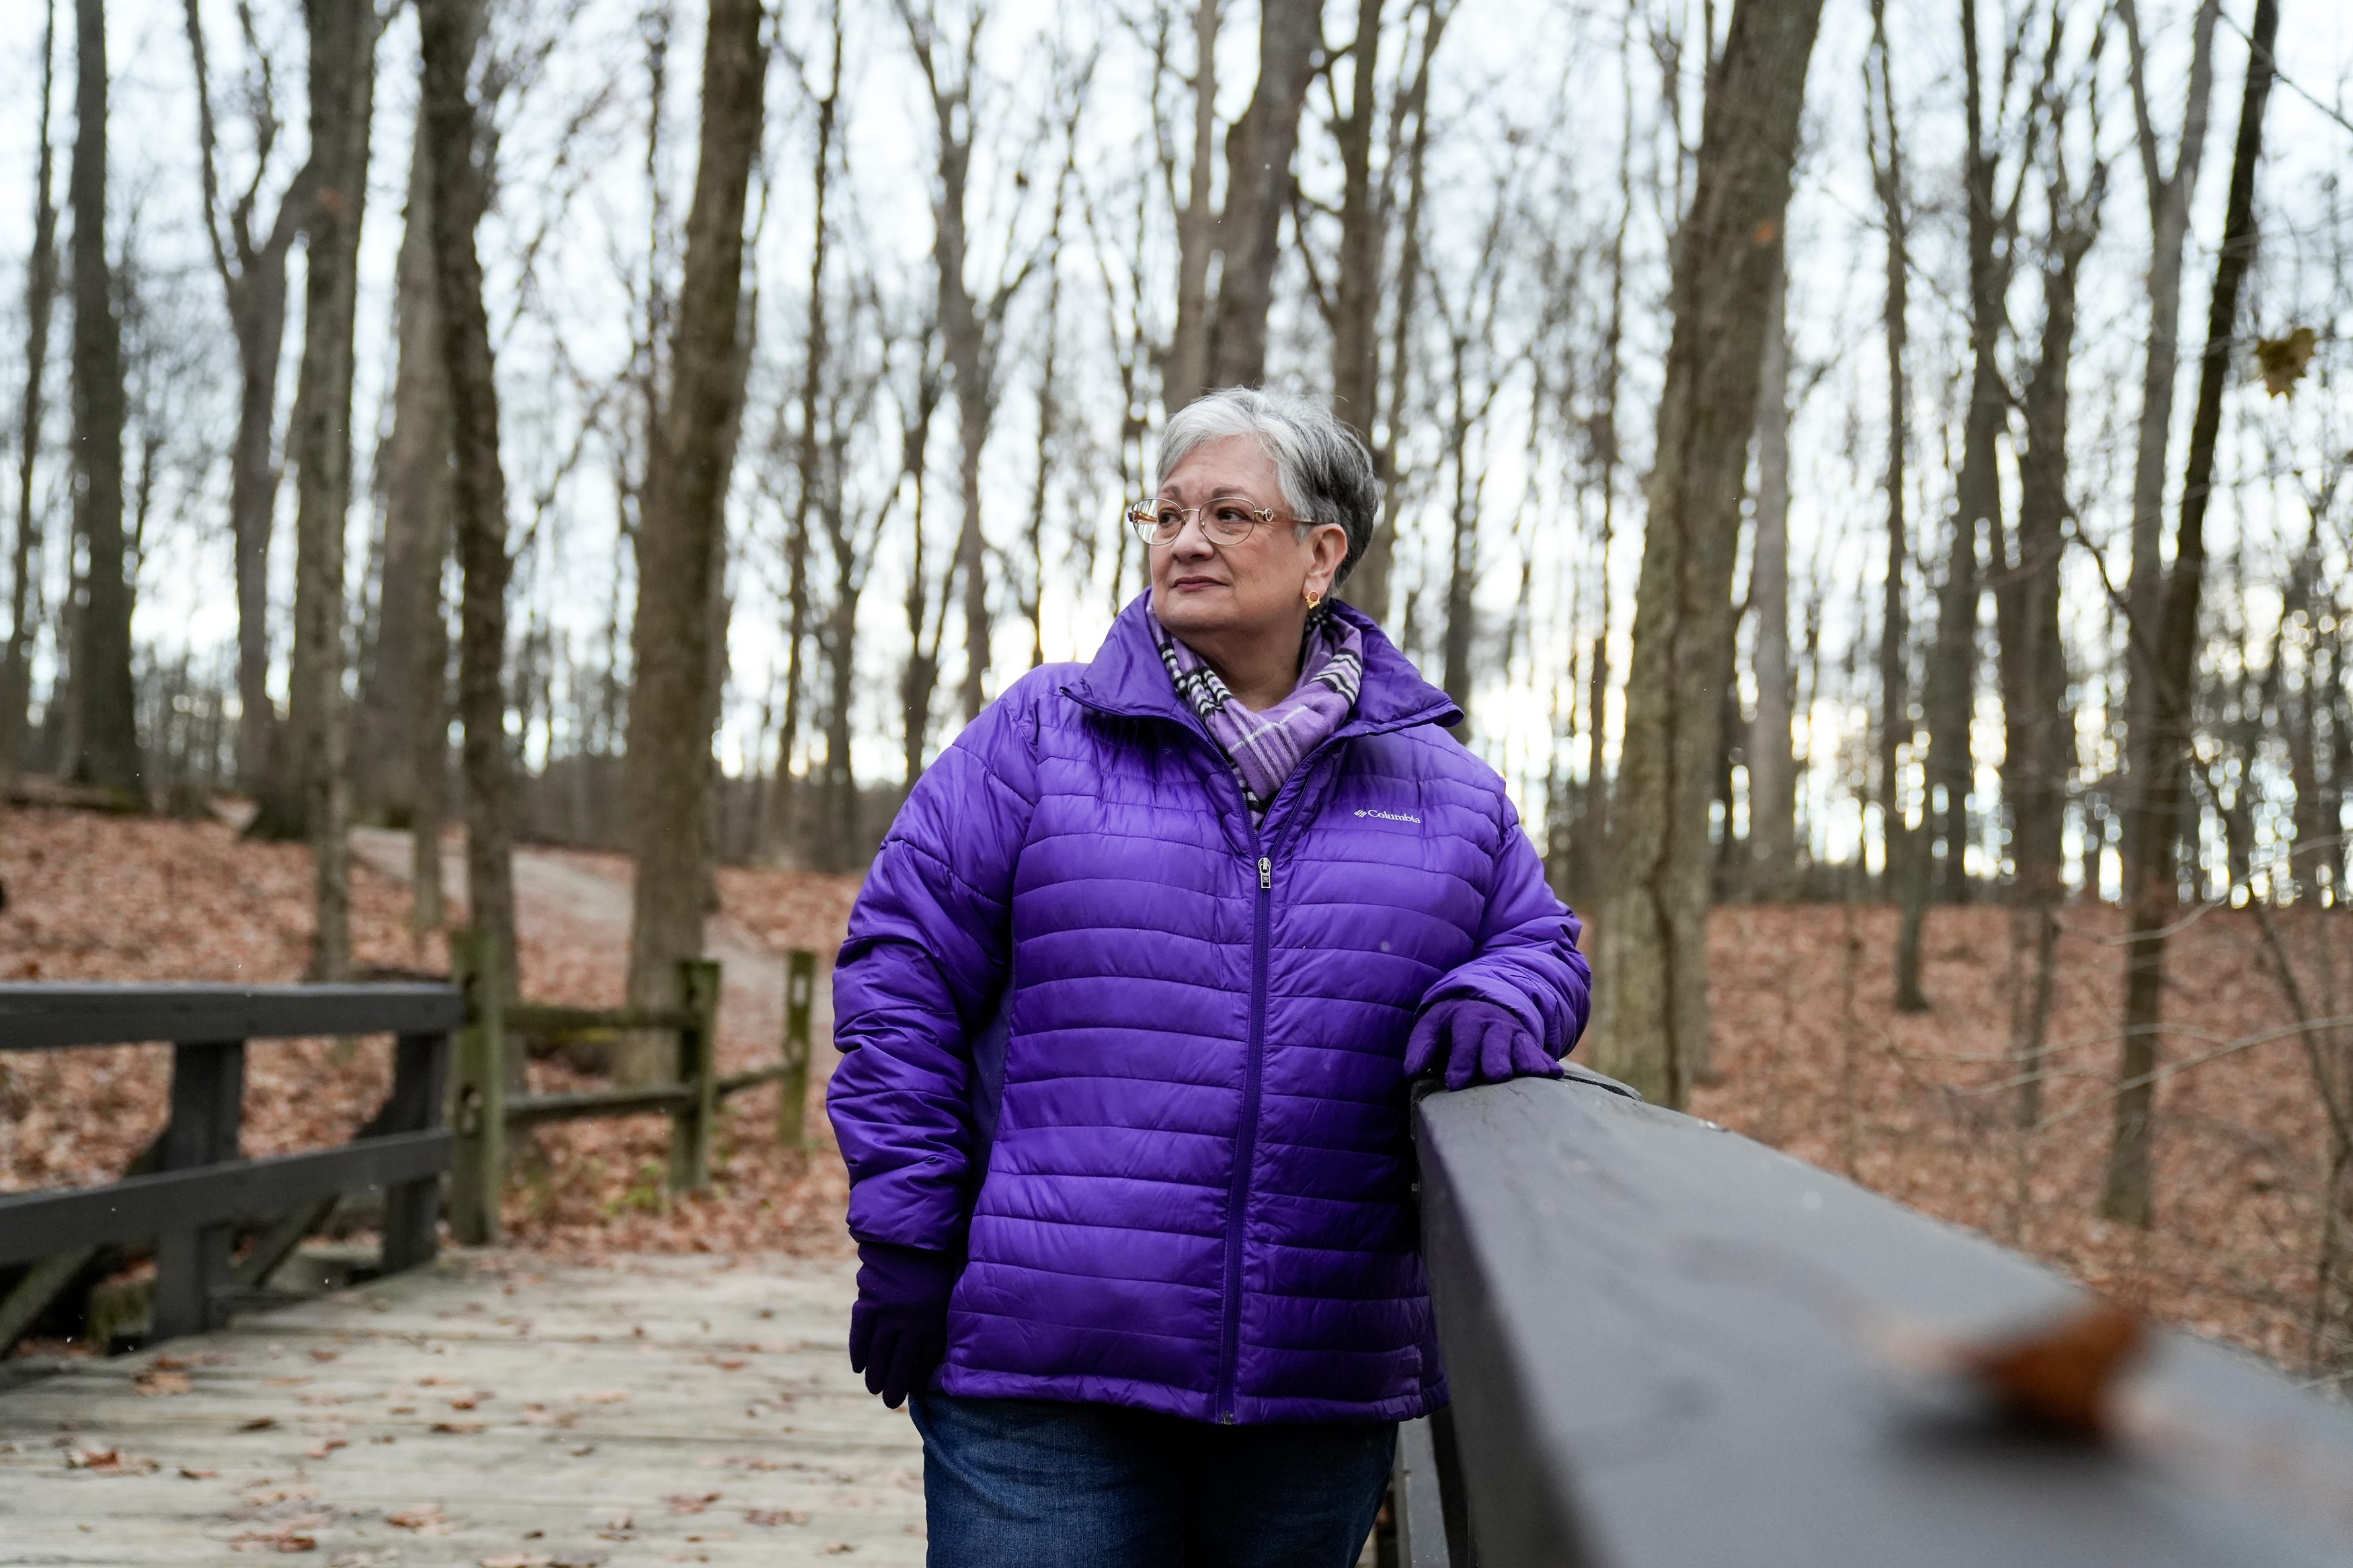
[1127,498,1300,546]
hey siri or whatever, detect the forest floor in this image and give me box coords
[3,797,2347,1384]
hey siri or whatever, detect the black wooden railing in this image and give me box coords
[1400,1072,2353,1566]
[0,983,461,1351]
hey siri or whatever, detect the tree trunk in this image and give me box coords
[1328,0,1383,442]
[901,7,1000,727]
[273,0,378,980]
[1164,0,1219,414]
[182,0,308,792]
[2102,0,2277,1227]
[1205,0,1323,390]
[1922,0,2006,904]
[1345,0,1447,626]
[1745,260,1796,901]
[359,102,456,844]
[766,42,834,862]
[2118,0,2222,886]
[2002,177,2095,1125]
[1589,0,1825,1108]
[418,0,516,1000]
[1,0,61,776]
[2001,227,2091,912]
[898,360,945,789]
[620,0,767,1084]
[66,0,141,800]
[1869,0,1926,1009]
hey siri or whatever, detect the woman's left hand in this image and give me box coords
[1404,997,1564,1092]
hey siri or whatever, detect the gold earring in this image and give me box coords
[1304,589,1324,608]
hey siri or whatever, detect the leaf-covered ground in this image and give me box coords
[4,800,2346,1380]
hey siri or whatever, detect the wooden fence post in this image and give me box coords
[669,960,721,1192]
[151,1040,246,1339]
[447,928,506,1244]
[779,950,817,1150]
[380,1028,452,1272]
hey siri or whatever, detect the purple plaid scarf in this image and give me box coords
[1152,606,1365,819]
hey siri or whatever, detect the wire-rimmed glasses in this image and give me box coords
[1126,499,1295,547]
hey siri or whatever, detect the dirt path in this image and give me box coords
[348,828,836,1084]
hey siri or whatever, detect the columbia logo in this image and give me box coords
[1354,809,1421,824]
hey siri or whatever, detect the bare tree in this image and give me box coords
[1330,0,1450,622]
[1745,259,1797,901]
[1,0,61,776]
[2116,0,2222,882]
[898,347,949,784]
[65,0,141,799]
[418,0,517,997]
[264,0,381,979]
[2001,107,2102,1126]
[1328,0,1382,439]
[1204,0,1322,390]
[1920,0,2053,903]
[1164,0,1219,411]
[1867,0,1926,1009]
[621,0,768,1083]
[182,0,312,790]
[361,91,464,933]
[1589,0,1825,1108]
[2101,0,2278,1227]
[899,0,1039,727]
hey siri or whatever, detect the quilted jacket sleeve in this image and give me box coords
[1425,796,1593,1058]
[827,683,1042,1251]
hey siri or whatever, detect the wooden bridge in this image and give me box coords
[1,1251,923,1564]
[9,979,2353,1567]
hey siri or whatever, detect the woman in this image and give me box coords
[828,388,1591,1566]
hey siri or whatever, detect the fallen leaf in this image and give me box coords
[432,1420,487,1435]
[583,1389,629,1403]
[134,1368,193,1396]
[447,1395,480,1411]
[823,1546,857,1557]
[64,1446,158,1474]
[386,1505,454,1534]
[305,1438,349,1460]
[744,1508,808,1526]
[308,1350,340,1363]
[180,1466,221,1479]
[477,1556,553,1568]
[231,1528,319,1553]
[240,1417,279,1432]
[665,1491,721,1515]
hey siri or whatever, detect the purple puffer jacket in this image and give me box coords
[828,595,1591,1425]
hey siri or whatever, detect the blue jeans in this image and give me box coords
[908,1393,1396,1567]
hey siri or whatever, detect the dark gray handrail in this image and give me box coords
[1413,1074,2353,1567]
[0,982,463,1052]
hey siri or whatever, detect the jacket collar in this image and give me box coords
[1064,591,1460,739]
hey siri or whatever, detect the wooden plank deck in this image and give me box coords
[0,1251,924,1566]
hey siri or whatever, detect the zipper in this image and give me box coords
[1217,836,1275,1423]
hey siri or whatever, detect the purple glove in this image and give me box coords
[847,1241,960,1408]
[1404,997,1563,1092]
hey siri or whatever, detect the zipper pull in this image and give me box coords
[1259,856,1272,891]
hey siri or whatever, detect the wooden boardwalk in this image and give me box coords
[0,1252,924,1566]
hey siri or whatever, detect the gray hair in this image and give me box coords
[1154,388,1380,585]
